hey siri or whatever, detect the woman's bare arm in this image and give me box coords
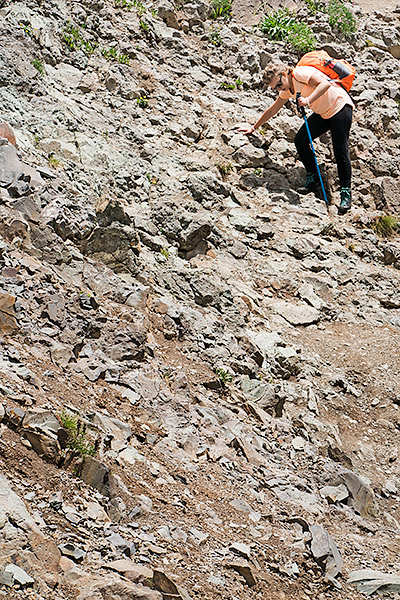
[237,95,288,134]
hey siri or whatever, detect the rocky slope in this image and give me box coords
[0,0,400,598]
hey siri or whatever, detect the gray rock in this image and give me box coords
[272,301,320,326]
[4,564,34,587]
[309,524,343,578]
[0,569,14,586]
[320,484,349,504]
[349,569,400,596]
[224,558,257,586]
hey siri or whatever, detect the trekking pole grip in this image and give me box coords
[296,92,306,117]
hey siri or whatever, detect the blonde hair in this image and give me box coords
[262,62,288,85]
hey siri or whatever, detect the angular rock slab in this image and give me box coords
[309,524,343,578]
[272,300,320,326]
[348,569,400,596]
[75,455,111,496]
[153,570,192,600]
[0,474,60,588]
[77,573,163,600]
[0,292,18,333]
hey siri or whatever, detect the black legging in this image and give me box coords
[294,104,353,188]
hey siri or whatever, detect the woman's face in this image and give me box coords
[270,71,290,92]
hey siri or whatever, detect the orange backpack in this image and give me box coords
[296,50,356,92]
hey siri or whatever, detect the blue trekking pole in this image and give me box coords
[296,92,330,208]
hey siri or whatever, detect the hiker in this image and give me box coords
[238,61,354,215]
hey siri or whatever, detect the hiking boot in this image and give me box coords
[338,187,352,215]
[297,172,321,195]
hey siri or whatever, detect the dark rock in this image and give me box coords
[75,455,111,497]
[58,543,86,563]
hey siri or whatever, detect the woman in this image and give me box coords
[238,62,354,215]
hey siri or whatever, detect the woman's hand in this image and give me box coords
[237,124,255,135]
[297,96,310,108]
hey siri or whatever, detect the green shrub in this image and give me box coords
[115,0,146,16]
[287,21,317,54]
[259,8,316,53]
[259,8,295,40]
[216,162,233,178]
[327,0,357,37]
[211,0,232,20]
[59,412,97,458]
[372,215,400,238]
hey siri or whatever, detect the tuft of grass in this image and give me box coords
[327,0,357,37]
[259,8,295,40]
[259,8,316,54]
[211,0,232,20]
[63,22,97,54]
[101,46,130,64]
[59,411,98,458]
[372,215,400,238]
[31,58,45,76]
[48,153,61,168]
[216,367,233,386]
[219,81,235,90]
[216,162,233,178]
[115,0,147,16]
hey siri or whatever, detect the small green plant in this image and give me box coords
[287,21,317,54]
[211,0,232,20]
[235,77,243,87]
[139,19,150,32]
[259,8,295,40]
[327,0,357,37]
[101,46,130,64]
[160,247,170,259]
[216,162,233,178]
[63,22,97,54]
[146,172,157,184]
[305,0,327,15]
[137,95,149,108]
[254,168,263,176]
[259,8,316,53]
[115,0,147,14]
[372,215,400,238]
[209,25,222,47]
[59,411,97,458]
[20,22,37,38]
[216,367,233,386]
[219,81,235,90]
[48,153,61,168]
[31,58,45,76]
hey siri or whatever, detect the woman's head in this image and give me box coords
[263,62,289,91]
